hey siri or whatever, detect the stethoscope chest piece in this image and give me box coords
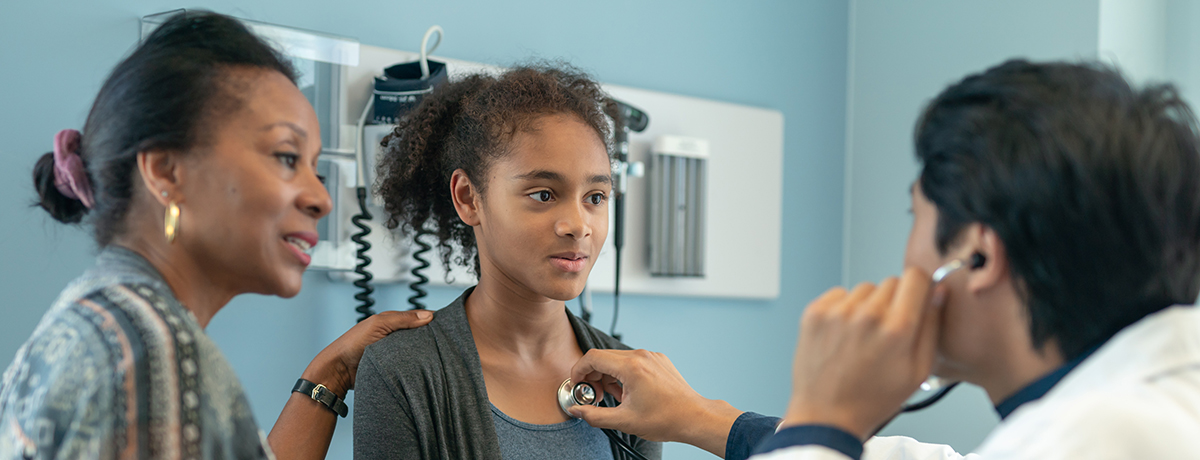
[558,379,599,418]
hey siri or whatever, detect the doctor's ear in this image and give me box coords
[136,149,185,206]
[965,226,1008,294]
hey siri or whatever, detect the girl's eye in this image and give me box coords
[317,174,326,185]
[529,190,553,202]
[276,152,299,169]
[588,193,607,205]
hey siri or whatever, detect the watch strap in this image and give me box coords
[293,378,348,418]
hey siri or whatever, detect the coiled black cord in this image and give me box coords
[408,228,432,310]
[352,188,375,322]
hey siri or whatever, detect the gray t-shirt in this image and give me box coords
[490,403,612,460]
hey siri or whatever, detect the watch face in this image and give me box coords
[297,380,346,417]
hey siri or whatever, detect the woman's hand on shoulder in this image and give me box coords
[302,310,434,396]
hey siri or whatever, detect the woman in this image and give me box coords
[353,66,661,459]
[0,11,431,459]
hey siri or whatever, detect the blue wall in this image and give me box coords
[0,2,848,458]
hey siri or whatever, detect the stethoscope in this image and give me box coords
[872,253,986,436]
[558,379,648,460]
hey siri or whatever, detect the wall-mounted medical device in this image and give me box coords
[340,46,784,300]
[648,136,708,277]
[315,156,360,271]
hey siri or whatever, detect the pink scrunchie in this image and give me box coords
[53,129,95,208]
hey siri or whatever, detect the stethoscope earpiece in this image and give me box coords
[969,252,987,269]
[932,252,986,284]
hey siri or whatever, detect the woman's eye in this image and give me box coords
[588,193,607,205]
[276,152,299,169]
[529,190,553,203]
[317,174,327,185]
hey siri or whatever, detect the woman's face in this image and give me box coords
[473,113,612,301]
[175,68,330,298]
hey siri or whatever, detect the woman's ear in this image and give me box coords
[965,225,1009,294]
[136,149,184,206]
[451,169,482,226]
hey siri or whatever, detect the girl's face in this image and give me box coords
[175,68,330,298]
[472,113,612,302]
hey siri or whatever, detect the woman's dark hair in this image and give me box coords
[915,59,1200,359]
[32,11,296,244]
[376,64,613,277]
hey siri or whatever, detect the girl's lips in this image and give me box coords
[549,256,586,273]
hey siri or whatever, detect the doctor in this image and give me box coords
[569,59,1200,459]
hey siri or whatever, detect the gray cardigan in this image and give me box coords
[354,288,661,459]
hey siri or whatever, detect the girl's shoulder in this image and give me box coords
[361,299,473,378]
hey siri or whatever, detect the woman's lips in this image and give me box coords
[284,232,317,267]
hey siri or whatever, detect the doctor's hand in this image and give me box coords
[784,267,945,440]
[569,349,745,458]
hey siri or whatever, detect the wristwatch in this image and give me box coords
[293,378,348,418]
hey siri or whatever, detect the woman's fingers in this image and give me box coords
[365,310,434,336]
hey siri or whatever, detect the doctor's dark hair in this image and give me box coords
[916,59,1200,360]
[376,64,612,277]
[32,11,295,244]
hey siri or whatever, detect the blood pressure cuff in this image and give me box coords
[372,59,448,124]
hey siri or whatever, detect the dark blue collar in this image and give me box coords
[993,343,1104,420]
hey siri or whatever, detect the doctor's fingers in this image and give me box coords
[882,267,935,334]
[800,282,877,336]
[572,349,630,384]
[860,276,901,318]
[825,281,877,318]
[572,349,671,389]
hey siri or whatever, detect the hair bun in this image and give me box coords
[33,151,88,223]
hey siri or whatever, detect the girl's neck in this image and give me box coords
[465,270,578,359]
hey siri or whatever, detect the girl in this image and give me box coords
[354,65,660,459]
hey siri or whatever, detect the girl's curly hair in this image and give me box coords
[375,63,613,277]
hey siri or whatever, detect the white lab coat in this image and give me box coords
[751,305,1200,459]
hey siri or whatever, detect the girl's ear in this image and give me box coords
[451,169,482,226]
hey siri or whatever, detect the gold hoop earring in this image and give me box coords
[165,201,180,243]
